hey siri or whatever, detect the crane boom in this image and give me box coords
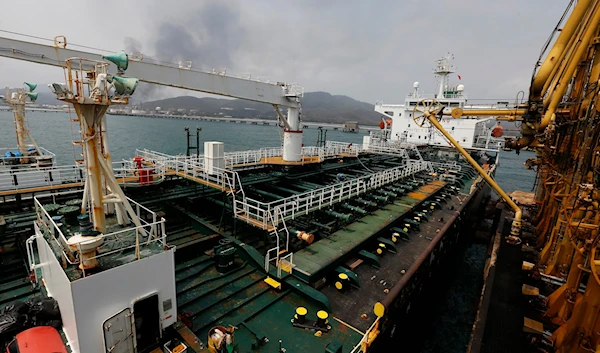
[0,36,300,108]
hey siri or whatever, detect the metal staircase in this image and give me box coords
[264,205,294,279]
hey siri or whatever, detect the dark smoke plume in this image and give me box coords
[122,1,244,103]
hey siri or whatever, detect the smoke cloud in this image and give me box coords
[153,1,243,70]
[123,37,163,102]
[122,1,244,103]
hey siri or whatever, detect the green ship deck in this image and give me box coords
[174,255,363,352]
[293,181,446,282]
[0,149,490,353]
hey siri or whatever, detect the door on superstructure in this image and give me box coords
[103,308,135,353]
[132,293,161,353]
[401,131,408,143]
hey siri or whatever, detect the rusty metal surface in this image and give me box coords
[321,192,465,332]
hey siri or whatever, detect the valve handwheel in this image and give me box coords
[412,98,443,127]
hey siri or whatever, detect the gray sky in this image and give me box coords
[0,0,568,104]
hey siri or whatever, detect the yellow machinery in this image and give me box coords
[419,1,600,351]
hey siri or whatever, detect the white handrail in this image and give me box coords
[34,190,168,278]
[234,159,429,228]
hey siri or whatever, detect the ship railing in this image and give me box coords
[374,101,404,108]
[324,141,361,157]
[136,149,245,193]
[34,195,78,267]
[259,147,285,159]
[224,147,283,167]
[234,160,428,227]
[363,145,410,158]
[299,146,325,162]
[135,149,190,171]
[0,146,56,167]
[0,159,167,194]
[224,149,264,167]
[112,160,166,186]
[179,158,236,191]
[0,164,86,193]
[34,191,167,279]
[429,161,462,172]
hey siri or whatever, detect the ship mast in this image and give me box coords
[434,53,455,99]
[1,83,41,159]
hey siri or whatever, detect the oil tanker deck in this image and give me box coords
[0,36,502,353]
[0,139,496,352]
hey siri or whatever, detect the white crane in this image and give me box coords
[0,35,305,160]
[0,34,305,232]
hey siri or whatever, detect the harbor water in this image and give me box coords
[0,111,537,193]
[0,110,536,352]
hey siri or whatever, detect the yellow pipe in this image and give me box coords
[504,135,536,150]
[582,39,600,112]
[449,107,573,119]
[448,108,525,118]
[531,0,593,100]
[425,112,522,235]
[543,1,597,103]
[541,1,600,130]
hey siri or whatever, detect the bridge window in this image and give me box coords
[408,124,410,127]
[418,135,421,139]
[451,126,455,131]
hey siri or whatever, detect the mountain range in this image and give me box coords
[2,90,383,125]
[139,92,382,125]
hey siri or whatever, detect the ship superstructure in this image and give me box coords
[374,53,504,150]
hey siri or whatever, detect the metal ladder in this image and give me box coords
[264,206,293,278]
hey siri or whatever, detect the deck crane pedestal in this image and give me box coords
[1,83,45,164]
[46,56,145,233]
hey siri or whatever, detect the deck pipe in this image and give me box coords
[376,190,397,198]
[354,198,378,208]
[366,194,388,203]
[294,181,318,191]
[385,186,406,194]
[396,183,413,190]
[270,185,301,195]
[324,210,352,222]
[288,228,315,244]
[540,1,600,131]
[339,203,368,215]
[249,188,283,200]
[310,221,334,232]
[206,197,231,209]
